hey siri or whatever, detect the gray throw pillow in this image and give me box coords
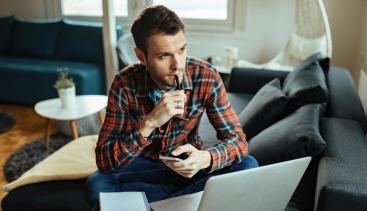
[249,104,326,166]
[238,78,288,140]
[283,54,328,111]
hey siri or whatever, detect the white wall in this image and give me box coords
[0,0,60,19]
[324,0,366,83]
[1,0,366,85]
[0,0,46,19]
[186,0,294,63]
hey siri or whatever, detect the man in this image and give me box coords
[85,5,258,208]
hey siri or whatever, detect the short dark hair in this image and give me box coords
[131,5,185,54]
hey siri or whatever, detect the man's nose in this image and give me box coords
[171,54,184,70]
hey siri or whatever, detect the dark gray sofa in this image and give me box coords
[218,65,367,211]
[2,62,367,211]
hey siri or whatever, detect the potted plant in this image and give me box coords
[54,69,76,108]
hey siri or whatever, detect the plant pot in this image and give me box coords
[58,86,76,108]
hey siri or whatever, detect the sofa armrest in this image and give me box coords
[316,118,367,211]
[326,67,367,132]
[228,67,289,94]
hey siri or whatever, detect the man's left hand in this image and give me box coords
[161,144,212,178]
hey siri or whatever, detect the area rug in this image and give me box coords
[3,132,71,182]
[0,110,16,134]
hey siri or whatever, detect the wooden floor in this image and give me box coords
[0,103,57,209]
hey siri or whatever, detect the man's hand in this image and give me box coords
[139,90,185,137]
[161,144,212,178]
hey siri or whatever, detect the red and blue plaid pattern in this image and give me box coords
[96,57,248,173]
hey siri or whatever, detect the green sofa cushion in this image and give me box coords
[0,16,14,54]
[0,56,106,104]
[55,20,104,64]
[10,19,61,58]
[10,18,61,58]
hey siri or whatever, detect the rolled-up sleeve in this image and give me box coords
[205,71,248,172]
[95,76,151,173]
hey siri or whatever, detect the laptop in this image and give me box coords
[150,156,311,211]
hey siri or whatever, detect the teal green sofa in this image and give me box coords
[0,16,123,104]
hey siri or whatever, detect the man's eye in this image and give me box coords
[159,55,166,60]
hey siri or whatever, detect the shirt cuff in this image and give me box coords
[206,147,223,173]
[136,121,153,147]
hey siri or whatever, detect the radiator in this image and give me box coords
[358,69,367,115]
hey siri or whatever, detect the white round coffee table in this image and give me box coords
[35,95,108,147]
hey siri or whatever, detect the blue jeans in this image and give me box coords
[84,155,258,207]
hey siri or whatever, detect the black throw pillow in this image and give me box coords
[238,78,288,140]
[248,104,326,166]
[283,54,328,111]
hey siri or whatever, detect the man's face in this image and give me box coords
[137,30,187,88]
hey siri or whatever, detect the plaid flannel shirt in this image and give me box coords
[96,57,248,173]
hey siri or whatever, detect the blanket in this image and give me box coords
[2,135,98,192]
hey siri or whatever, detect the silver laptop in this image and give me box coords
[150,157,311,211]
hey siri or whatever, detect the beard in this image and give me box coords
[150,73,174,91]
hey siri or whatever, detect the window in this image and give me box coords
[151,0,232,31]
[61,0,236,32]
[152,0,228,20]
[62,0,128,17]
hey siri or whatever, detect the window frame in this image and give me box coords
[59,0,242,33]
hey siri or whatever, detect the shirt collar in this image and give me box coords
[136,58,193,99]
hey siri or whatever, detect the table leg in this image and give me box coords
[98,111,105,124]
[69,120,78,140]
[44,118,51,148]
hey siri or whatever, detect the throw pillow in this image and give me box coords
[55,20,104,64]
[10,18,62,58]
[293,52,330,74]
[237,78,288,140]
[248,104,326,166]
[0,16,14,54]
[283,54,328,111]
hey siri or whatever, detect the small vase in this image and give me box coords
[58,86,76,108]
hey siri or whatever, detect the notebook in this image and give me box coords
[99,192,150,211]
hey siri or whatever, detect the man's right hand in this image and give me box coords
[139,90,185,137]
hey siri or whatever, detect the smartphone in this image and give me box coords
[159,155,183,162]
[159,153,188,162]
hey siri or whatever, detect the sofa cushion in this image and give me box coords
[228,67,289,94]
[10,18,61,58]
[238,78,288,140]
[0,16,14,54]
[55,20,104,64]
[0,56,105,104]
[316,117,367,211]
[249,104,326,166]
[283,55,328,111]
[199,93,253,149]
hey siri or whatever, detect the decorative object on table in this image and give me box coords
[54,68,76,108]
[237,0,332,71]
[224,46,239,71]
[3,132,71,182]
[0,110,16,134]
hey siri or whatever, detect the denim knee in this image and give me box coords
[84,171,118,206]
[231,155,259,171]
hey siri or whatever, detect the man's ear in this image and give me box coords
[135,47,147,65]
